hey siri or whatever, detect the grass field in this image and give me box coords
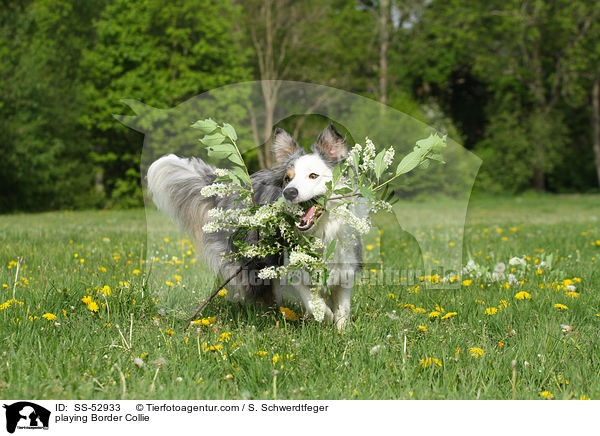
[1,194,599,400]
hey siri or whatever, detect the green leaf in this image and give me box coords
[200,132,226,147]
[359,186,377,201]
[373,149,387,179]
[332,162,344,181]
[232,166,251,186]
[206,148,233,160]
[395,151,421,175]
[191,118,218,134]
[227,152,244,166]
[221,123,238,142]
[428,153,446,163]
[325,239,337,259]
[415,133,447,153]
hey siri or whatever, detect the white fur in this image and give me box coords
[284,154,332,203]
[278,152,365,329]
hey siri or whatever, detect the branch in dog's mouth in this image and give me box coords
[297,200,323,231]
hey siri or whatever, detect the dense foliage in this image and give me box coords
[1,0,599,212]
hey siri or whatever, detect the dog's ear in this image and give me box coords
[272,128,301,165]
[312,123,348,163]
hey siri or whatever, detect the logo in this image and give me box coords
[3,402,50,434]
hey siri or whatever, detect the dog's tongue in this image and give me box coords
[297,205,318,230]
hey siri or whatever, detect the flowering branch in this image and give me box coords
[189,120,447,321]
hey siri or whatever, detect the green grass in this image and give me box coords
[1,194,599,400]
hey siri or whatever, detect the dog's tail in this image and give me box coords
[147,154,217,244]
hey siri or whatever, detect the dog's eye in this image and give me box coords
[283,175,290,184]
[309,173,319,180]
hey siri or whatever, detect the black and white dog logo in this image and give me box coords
[3,402,50,433]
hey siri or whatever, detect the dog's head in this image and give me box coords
[272,124,348,231]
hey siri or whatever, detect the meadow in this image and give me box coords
[1,194,599,400]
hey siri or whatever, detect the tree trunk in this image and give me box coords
[378,0,389,105]
[532,165,545,191]
[593,76,600,188]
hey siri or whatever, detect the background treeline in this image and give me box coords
[1,0,599,212]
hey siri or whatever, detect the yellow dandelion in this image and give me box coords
[441,312,457,320]
[218,288,228,297]
[165,329,175,335]
[428,311,441,318]
[485,307,498,315]
[540,391,554,400]
[42,313,56,321]
[565,291,579,298]
[133,269,141,275]
[462,279,472,286]
[98,266,107,272]
[580,395,591,400]
[174,274,182,282]
[413,307,426,314]
[87,301,99,312]
[419,357,442,368]
[514,291,531,300]
[280,307,298,321]
[81,295,92,305]
[498,341,505,349]
[418,325,427,332]
[366,244,374,250]
[101,285,111,295]
[218,332,232,342]
[469,347,484,358]
[201,316,216,326]
[554,303,568,310]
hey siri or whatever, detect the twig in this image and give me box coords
[115,324,130,350]
[84,372,105,390]
[150,367,160,393]
[187,261,250,326]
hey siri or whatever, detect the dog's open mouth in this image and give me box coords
[297,203,323,231]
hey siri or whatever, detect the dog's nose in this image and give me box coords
[283,187,298,201]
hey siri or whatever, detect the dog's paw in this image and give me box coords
[334,309,350,330]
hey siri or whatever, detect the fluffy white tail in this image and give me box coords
[147,154,216,242]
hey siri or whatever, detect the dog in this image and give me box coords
[147,124,364,328]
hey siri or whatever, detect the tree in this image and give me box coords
[0,0,103,212]
[82,0,250,206]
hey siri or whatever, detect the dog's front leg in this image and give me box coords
[330,285,352,330]
[294,283,334,323]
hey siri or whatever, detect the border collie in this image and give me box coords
[147,124,364,328]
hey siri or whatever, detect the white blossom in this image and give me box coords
[360,138,376,171]
[383,146,395,168]
[289,249,318,266]
[257,266,278,280]
[309,291,326,322]
[214,168,229,177]
[509,256,526,266]
[200,183,234,198]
